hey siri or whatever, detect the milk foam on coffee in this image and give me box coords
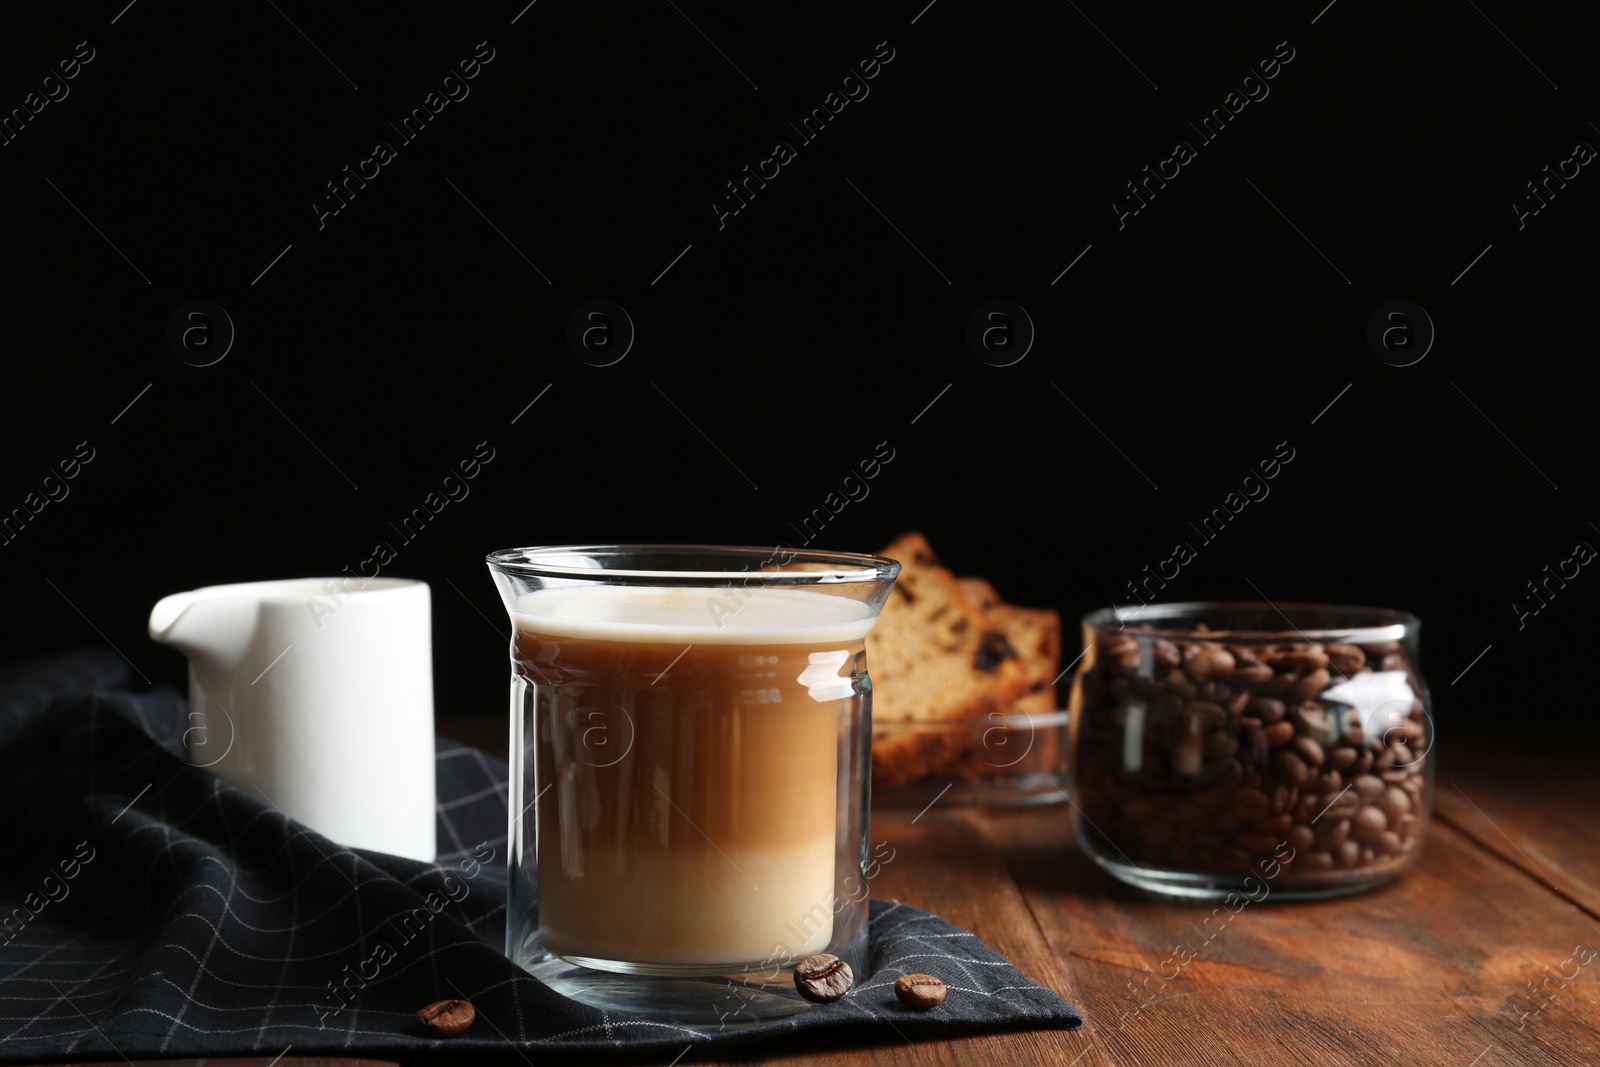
[514,586,870,967]
[511,584,876,643]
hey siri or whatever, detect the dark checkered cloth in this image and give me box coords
[0,650,1082,1061]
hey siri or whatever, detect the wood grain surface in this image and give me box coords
[611,734,1600,1067]
[72,728,1581,1066]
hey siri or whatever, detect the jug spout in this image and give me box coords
[148,591,199,645]
[149,588,260,670]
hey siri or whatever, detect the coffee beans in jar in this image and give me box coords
[1068,604,1432,899]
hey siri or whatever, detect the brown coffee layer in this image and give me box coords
[517,631,862,965]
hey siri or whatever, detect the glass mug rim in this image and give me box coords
[1082,600,1419,643]
[485,543,901,584]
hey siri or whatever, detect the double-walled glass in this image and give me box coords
[486,546,899,1024]
[1069,603,1433,900]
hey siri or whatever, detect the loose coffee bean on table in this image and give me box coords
[416,998,475,1037]
[1074,629,1429,884]
[794,953,853,1003]
[895,973,948,1010]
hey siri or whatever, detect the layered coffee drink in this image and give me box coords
[510,585,873,970]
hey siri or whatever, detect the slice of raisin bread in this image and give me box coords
[961,577,1062,711]
[942,599,1064,780]
[867,533,1035,787]
[959,577,1002,613]
[993,603,1062,699]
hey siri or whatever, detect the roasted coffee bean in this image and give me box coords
[1324,643,1367,677]
[1165,669,1197,699]
[1353,774,1385,802]
[895,973,948,1010]
[416,999,476,1037]
[1288,668,1331,704]
[1269,646,1328,673]
[1286,824,1315,853]
[1291,737,1325,767]
[1254,813,1294,835]
[1291,702,1332,740]
[1103,636,1140,673]
[1314,770,1343,794]
[1261,673,1298,698]
[1187,701,1227,729]
[1185,646,1236,680]
[1335,840,1362,868]
[1197,755,1244,785]
[1300,850,1335,872]
[1248,697,1286,723]
[1193,785,1238,810]
[1205,732,1240,759]
[1229,788,1270,820]
[1272,749,1311,787]
[1327,746,1359,771]
[1376,831,1402,857]
[1353,806,1388,842]
[1232,662,1274,685]
[1324,787,1361,820]
[1262,721,1296,748]
[1153,638,1182,670]
[1269,783,1297,816]
[1380,787,1411,824]
[795,954,853,1003]
[1315,818,1351,850]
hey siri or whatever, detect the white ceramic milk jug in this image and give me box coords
[148,577,437,861]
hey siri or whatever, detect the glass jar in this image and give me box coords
[486,545,899,1024]
[1069,603,1432,899]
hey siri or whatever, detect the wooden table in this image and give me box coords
[765,737,1600,1067]
[79,733,1594,1067]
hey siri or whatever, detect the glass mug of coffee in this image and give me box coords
[486,545,900,1023]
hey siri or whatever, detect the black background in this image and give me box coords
[2,1,1594,739]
